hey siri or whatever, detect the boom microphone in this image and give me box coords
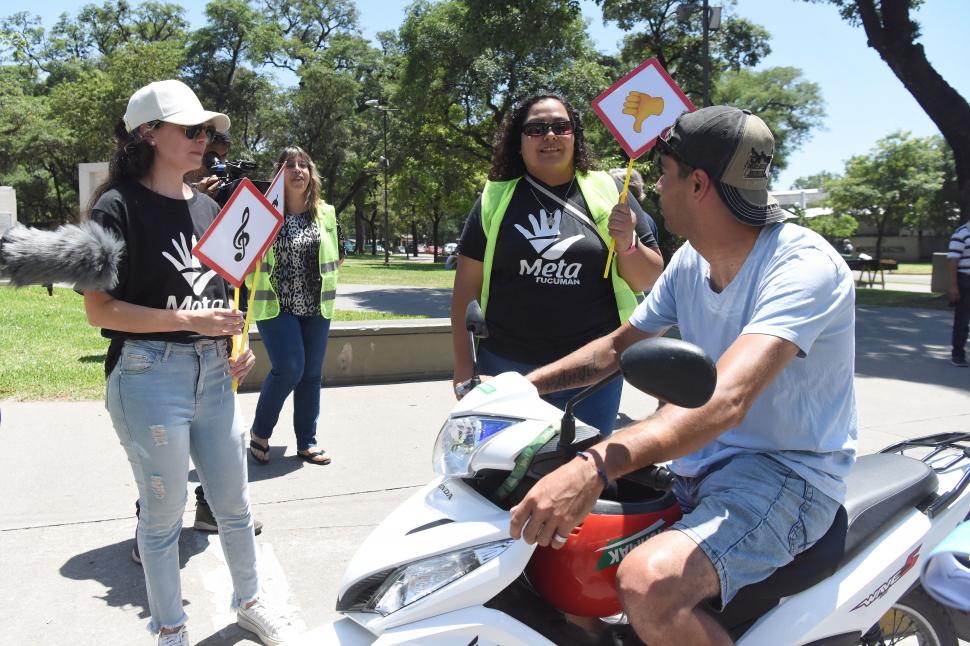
[0,221,125,292]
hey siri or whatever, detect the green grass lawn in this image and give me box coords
[891,263,932,275]
[0,280,948,401]
[0,286,425,401]
[0,286,108,400]
[338,254,455,288]
[855,288,950,310]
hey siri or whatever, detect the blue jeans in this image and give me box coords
[671,453,840,607]
[477,346,622,435]
[106,339,258,634]
[252,312,331,450]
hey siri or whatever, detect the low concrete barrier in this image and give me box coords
[242,318,454,391]
[931,252,951,294]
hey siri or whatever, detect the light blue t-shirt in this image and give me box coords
[628,223,857,502]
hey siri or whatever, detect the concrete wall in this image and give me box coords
[0,186,16,235]
[931,252,952,294]
[848,235,949,262]
[241,318,454,391]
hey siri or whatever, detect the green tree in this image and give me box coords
[598,0,772,99]
[791,211,859,243]
[596,1,824,178]
[253,0,360,72]
[827,131,944,260]
[716,67,824,175]
[396,0,609,162]
[806,0,970,222]
[793,170,839,191]
[788,171,858,244]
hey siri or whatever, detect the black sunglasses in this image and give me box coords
[521,120,575,137]
[180,123,217,143]
[151,121,217,144]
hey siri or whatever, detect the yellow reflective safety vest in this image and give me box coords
[478,171,639,324]
[246,200,340,320]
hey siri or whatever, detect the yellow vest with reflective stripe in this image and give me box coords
[246,200,340,320]
[479,171,639,324]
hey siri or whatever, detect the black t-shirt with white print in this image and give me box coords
[457,174,659,365]
[89,182,231,353]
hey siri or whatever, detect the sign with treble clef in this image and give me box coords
[264,165,285,218]
[233,207,250,261]
[192,177,283,287]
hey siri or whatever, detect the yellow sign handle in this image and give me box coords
[231,285,241,392]
[231,261,262,392]
[603,157,635,279]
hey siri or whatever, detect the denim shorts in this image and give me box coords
[671,452,840,608]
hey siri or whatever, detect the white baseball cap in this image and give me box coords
[123,80,230,134]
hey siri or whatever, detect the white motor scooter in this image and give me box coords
[294,302,970,646]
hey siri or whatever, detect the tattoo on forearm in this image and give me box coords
[547,352,600,391]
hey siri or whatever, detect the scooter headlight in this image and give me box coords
[432,415,520,477]
[370,539,514,615]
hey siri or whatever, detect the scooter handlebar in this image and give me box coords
[624,464,676,491]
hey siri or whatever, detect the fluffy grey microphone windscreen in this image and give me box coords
[0,221,125,292]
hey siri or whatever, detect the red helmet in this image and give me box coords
[526,492,682,617]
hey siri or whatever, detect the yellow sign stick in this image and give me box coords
[231,261,262,393]
[603,157,636,279]
[231,285,242,392]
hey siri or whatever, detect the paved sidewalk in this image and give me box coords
[1,307,967,644]
[335,283,452,318]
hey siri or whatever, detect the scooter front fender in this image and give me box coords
[335,476,536,634]
[293,607,556,646]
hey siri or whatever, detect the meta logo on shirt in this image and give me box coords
[515,208,583,286]
[162,232,225,310]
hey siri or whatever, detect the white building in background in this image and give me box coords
[78,162,109,217]
[770,187,946,261]
[0,186,17,235]
[771,188,831,218]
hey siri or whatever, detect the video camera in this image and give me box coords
[203,153,269,207]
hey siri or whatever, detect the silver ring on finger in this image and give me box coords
[552,532,569,544]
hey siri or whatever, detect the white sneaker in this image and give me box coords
[237,598,299,645]
[157,626,189,646]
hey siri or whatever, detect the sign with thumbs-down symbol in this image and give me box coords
[592,57,695,159]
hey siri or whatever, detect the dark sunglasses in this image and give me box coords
[521,120,575,137]
[151,121,217,143]
[180,123,217,143]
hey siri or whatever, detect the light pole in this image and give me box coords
[365,99,391,266]
[676,2,721,107]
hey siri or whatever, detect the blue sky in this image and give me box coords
[9,0,969,189]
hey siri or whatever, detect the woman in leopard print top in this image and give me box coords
[249,146,343,466]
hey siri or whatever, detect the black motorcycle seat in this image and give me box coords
[840,452,938,556]
[716,452,938,639]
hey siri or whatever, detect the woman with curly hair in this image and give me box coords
[450,92,664,434]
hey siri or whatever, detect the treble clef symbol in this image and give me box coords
[233,207,250,261]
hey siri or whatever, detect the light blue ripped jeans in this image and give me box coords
[106,339,259,634]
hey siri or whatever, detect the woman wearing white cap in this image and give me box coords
[83,80,297,646]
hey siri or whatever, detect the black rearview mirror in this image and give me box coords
[620,338,716,408]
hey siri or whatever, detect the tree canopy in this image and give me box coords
[827,131,948,259]
[806,0,970,222]
[2,0,830,254]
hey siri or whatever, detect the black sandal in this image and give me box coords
[249,439,270,465]
[298,448,332,465]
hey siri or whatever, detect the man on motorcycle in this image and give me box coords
[511,106,858,645]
